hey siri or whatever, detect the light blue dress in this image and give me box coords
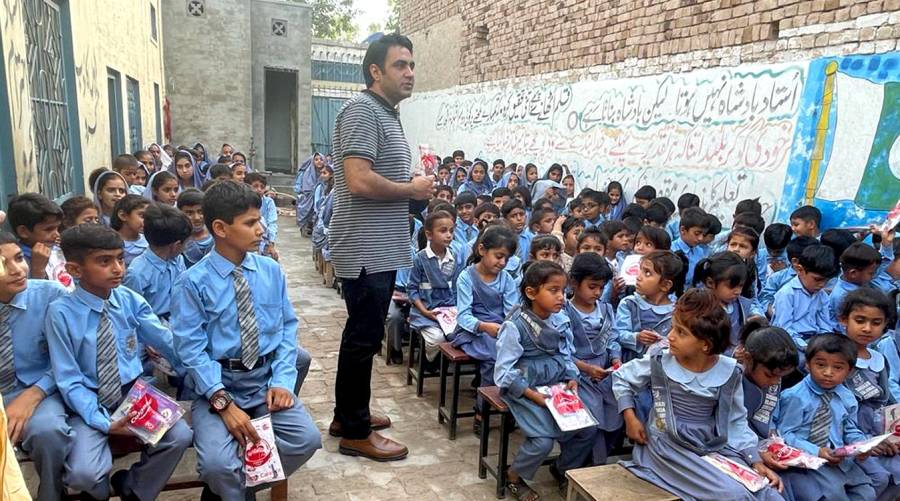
[614,294,674,362]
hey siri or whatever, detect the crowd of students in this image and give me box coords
[299,150,900,501]
[0,143,320,500]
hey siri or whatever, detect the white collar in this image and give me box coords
[857,350,886,372]
[426,242,454,264]
[662,352,736,388]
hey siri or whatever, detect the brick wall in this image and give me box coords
[399,0,900,88]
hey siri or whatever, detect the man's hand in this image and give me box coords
[266,387,295,412]
[219,404,260,448]
[31,243,51,278]
[408,175,435,200]
[6,386,44,444]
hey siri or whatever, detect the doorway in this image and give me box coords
[264,69,297,173]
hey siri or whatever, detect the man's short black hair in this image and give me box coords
[7,193,63,232]
[60,223,123,263]
[785,236,818,261]
[840,242,881,271]
[634,185,657,201]
[679,207,708,231]
[806,333,856,367]
[362,33,413,88]
[735,197,762,216]
[644,203,669,226]
[454,191,477,208]
[677,193,701,211]
[763,223,793,251]
[798,245,838,277]
[143,203,192,247]
[177,188,204,209]
[110,194,150,231]
[790,205,822,226]
[203,181,262,232]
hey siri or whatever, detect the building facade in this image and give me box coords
[310,38,366,155]
[0,0,166,206]
[161,0,311,173]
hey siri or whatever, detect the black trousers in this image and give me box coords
[333,268,396,439]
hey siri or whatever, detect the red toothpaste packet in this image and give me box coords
[111,379,185,445]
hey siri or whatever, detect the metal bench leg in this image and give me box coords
[496,412,512,499]
[406,329,417,386]
[478,404,492,479]
[449,361,462,440]
[438,353,449,424]
[416,333,427,397]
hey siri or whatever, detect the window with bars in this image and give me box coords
[126,77,142,154]
[311,60,363,84]
[150,3,158,42]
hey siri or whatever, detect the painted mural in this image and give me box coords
[401,52,900,229]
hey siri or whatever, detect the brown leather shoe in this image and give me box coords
[328,413,392,437]
[338,431,408,461]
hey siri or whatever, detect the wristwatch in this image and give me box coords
[209,391,234,413]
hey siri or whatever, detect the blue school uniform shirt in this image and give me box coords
[494,310,579,397]
[122,234,149,267]
[454,217,477,245]
[1,280,68,395]
[759,267,796,311]
[870,243,896,294]
[455,265,520,335]
[828,278,860,333]
[756,247,789,285]
[671,238,707,286]
[45,285,178,432]
[183,233,214,268]
[775,375,867,456]
[665,217,680,242]
[875,332,900,403]
[614,294,675,356]
[584,214,606,229]
[171,249,299,400]
[517,228,534,264]
[128,184,145,196]
[123,249,186,319]
[259,195,279,251]
[772,276,833,348]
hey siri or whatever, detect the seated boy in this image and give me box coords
[642,202,668,229]
[528,207,556,237]
[453,192,477,244]
[666,193,700,241]
[502,199,531,265]
[435,185,454,204]
[828,242,881,332]
[758,222,793,284]
[112,154,145,196]
[670,207,709,286]
[46,224,192,500]
[0,231,72,501]
[209,164,233,182]
[491,187,512,209]
[7,193,63,280]
[177,189,215,267]
[790,205,822,239]
[759,236,818,313]
[632,185,656,208]
[246,173,280,260]
[171,181,320,499]
[772,245,838,353]
[580,189,610,229]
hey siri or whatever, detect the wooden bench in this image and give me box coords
[405,327,440,395]
[437,342,478,440]
[565,464,678,501]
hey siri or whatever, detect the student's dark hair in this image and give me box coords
[520,260,566,308]
[820,229,856,269]
[437,164,450,173]
[636,225,671,250]
[202,180,262,232]
[606,181,623,196]
[172,150,193,170]
[492,187,512,199]
[569,251,613,283]
[735,197,762,216]
[674,288,732,355]
[705,213,722,236]
[0,230,17,246]
[790,205,822,226]
[679,207,708,231]
[732,212,765,235]
[763,223,793,252]
[805,333,856,367]
[470,225,517,265]
[244,172,267,186]
[133,150,151,160]
[60,196,98,229]
[110,194,150,231]
[840,242,880,271]
[532,197,554,212]
[7,193,63,233]
[87,167,110,193]
[501,198,525,218]
[677,193,701,211]
[622,216,642,236]
[633,185,656,201]
[529,234,562,257]
[513,186,532,207]
[176,188,204,209]
[209,163,233,179]
[454,191,477,208]
[112,154,139,173]
[362,33,413,88]
[60,223,123,263]
[436,184,454,198]
[424,210,454,231]
[786,236,819,261]
[567,197,583,211]
[493,158,505,168]
[142,202,192,246]
[644,203,668,226]
[561,216,585,236]
[426,198,453,216]
[621,203,646,221]
[528,207,556,228]
[797,245,839,277]
[476,194,492,206]
[473,202,499,220]
[839,287,893,322]
[577,227,608,249]
[695,251,748,289]
[740,318,799,371]
[582,189,611,206]
[727,226,760,252]
[545,164,563,178]
[151,171,177,192]
[652,197,676,217]
[452,149,465,159]
[601,220,627,241]
[643,250,687,296]
[216,155,232,164]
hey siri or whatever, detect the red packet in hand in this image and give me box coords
[243,415,285,487]
[702,453,769,492]
[760,437,826,469]
[537,383,597,432]
[110,379,185,445]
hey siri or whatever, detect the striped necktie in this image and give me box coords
[0,305,16,394]
[95,304,121,408]
[808,392,834,448]
[233,267,260,370]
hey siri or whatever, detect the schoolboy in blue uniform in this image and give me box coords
[171,181,321,500]
[7,193,63,280]
[759,236,818,313]
[670,207,709,287]
[46,224,192,501]
[177,189,215,268]
[772,245,838,354]
[0,231,72,501]
[453,192,478,245]
[828,242,881,333]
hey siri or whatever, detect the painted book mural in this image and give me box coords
[401,52,900,229]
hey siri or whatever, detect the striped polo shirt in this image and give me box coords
[329,90,413,279]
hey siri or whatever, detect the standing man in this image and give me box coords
[328,34,433,461]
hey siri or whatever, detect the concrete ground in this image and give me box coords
[21,215,566,500]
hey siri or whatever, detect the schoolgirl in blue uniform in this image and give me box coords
[613,288,785,500]
[565,252,623,464]
[456,160,492,197]
[695,251,765,356]
[495,261,595,499]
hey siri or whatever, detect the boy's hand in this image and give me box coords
[30,243,51,278]
[759,449,787,470]
[769,260,787,272]
[219,404,260,448]
[818,447,841,464]
[481,322,502,337]
[424,309,439,322]
[752,462,783,492]
[553,215,566,232]
[108,415,136,437]
[623,410,647,445]
[565,379,578,394]
[637,330,661,345]
[6,386,44,444]
[266,387,295,412]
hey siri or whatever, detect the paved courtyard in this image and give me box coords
[20,215,567,500]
